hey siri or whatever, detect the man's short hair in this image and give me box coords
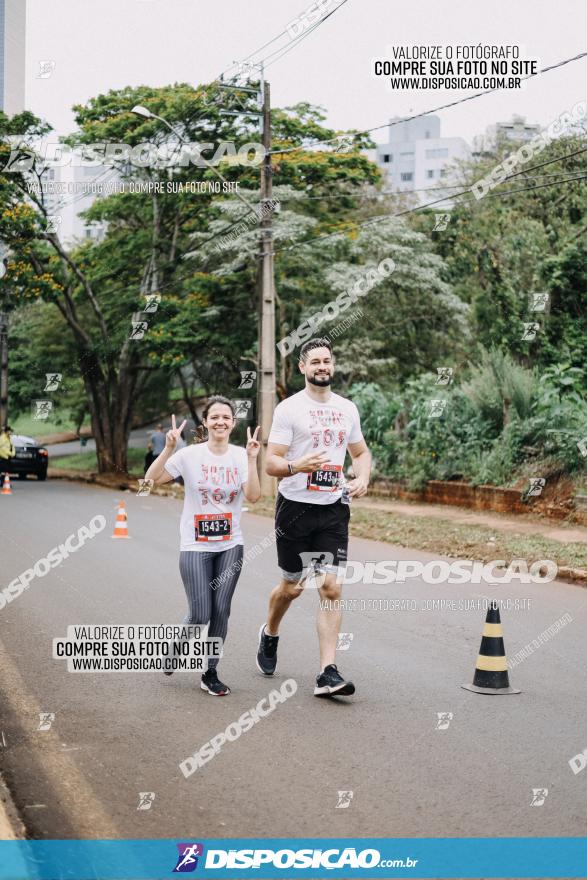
[299,338,333,361]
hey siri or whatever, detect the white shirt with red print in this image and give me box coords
[165,443,248,551]
[268,389,363,505]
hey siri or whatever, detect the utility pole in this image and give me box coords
[257,77,277,497]
[0,310,8,430]
[0,250,8,429]
[203,71,277,494]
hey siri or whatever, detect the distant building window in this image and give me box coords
[400,172,413,182]
[400,151,414,157]
[440,168,448,178]
[382,153,391,163]
[426,169,435,179]
[425,148,449,159]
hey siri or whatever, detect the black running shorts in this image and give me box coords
[274,492,350,581]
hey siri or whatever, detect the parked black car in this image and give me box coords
[9,434,49,480]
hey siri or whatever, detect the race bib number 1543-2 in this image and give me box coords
[194,512,232,541]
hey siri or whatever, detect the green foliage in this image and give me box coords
[466,419,527,487]
[352,355,587,489]
[2,83,585,486]
[461,347,538,432]
[425,134,587,376]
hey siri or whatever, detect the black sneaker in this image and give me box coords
[256,623,279,675]
[201,668,231,696]
[314,664,355,697]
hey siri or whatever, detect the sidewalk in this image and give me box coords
[0,773,24,840]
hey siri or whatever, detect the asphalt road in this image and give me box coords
[46,425,164,458]
[46,419,200,459]
[0,480,585,844]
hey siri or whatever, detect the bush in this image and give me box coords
[350,359,587,490]
[461,347,538,432]
[467,418,527,486]
[350,382,402,475]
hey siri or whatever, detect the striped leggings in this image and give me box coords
[179,545,244,670]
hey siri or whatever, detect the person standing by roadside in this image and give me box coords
[0,425,15,479]
[145,423,166,470]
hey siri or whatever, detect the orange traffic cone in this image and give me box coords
[111,500,130,539]
[1,474,12,495]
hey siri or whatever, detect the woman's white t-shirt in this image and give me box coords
[164,443,248,552]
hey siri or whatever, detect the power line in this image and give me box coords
[35,2,350,227]
[270,51,587,155]
[21,141,587,306]
[34,148,587,305]
[214,1,348,83]
[274,171,587,201]
[21,169,583,355]
[263,0,349,70]
[273,162,587,255]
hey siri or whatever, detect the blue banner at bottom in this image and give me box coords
[0,838,585,879]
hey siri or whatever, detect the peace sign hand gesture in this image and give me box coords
[165,414,187,451]
[246,425,261,458]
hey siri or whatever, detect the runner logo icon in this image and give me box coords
[173,843,204,872]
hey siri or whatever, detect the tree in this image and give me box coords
[417,133,587,379]
[0,83,263,471]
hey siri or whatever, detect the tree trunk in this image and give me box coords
[78,346,137,474]
[178,368,201,424]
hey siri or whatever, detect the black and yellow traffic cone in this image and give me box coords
[462,602,520,695]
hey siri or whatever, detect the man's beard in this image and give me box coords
[307,372,332,387]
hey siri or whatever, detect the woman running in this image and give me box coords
[145,397,261,695]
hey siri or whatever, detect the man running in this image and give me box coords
[256,338,371,697]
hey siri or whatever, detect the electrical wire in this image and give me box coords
[217,0,348,80]
[263,0,349,70]
[273,169,587,255]
[273,171,587,200]
[270,51,587,155]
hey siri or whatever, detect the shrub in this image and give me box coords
[461,347,538,432]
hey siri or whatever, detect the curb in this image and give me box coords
[46,469,587,588]
[557,566,587,587]
[47,467,184,498]
[0,772,25,840]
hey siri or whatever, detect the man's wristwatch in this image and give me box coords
[287,462,296,476]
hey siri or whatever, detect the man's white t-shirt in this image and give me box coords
[268,389,363,505]
[164,443,248,551]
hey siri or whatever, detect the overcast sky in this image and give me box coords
[26,0,586,145]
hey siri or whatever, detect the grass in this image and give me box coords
[251,497,587,571]
[10,413,90,438]
[48,460,587,572]
[50,447,146,474]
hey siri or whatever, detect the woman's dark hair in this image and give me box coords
[194,395,236,443]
